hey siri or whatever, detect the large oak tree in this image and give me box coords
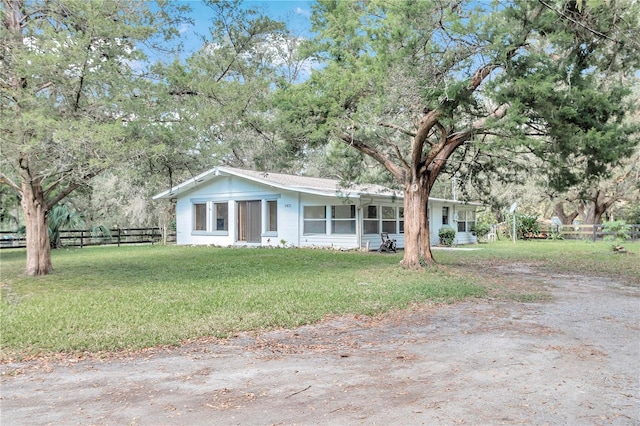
[277,0,639,269]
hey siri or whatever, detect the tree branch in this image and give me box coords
[0,173,22,193]
[537,0,618,43]
[378,121,416,137]
[46,168,104,209]
[340,133,403,181]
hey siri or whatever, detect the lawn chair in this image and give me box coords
[378,232,397,253]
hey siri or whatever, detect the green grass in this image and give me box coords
[0,246,482,360]
[435,239,640,282]
[1,240,637,360]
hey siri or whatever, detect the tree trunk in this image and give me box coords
[401,179,433,269]
[553,202,579,225]
[21,174,52,276]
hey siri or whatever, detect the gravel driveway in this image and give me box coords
[1,263,639,425]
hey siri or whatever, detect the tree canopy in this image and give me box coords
[272,0,639,268]
[0,0,186,275]
[2,0,638,274]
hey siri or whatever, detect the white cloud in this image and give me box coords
[296,7,311,18]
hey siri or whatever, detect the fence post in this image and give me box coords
[592,225,597,242]
[117,227,121,247]
[80,230,84,248]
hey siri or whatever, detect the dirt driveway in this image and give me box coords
[1,262,639,425]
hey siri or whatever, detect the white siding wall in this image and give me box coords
[175,175,299,246]
[173,174,478,248]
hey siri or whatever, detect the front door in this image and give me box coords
[237,200,261,243]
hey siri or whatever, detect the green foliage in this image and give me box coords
[619,205,640,224]
[603,220,631,250]
[90,225,112,244]
[493,0,640,194]
[471,223,491,240]
[47,205,85,249]
[439,227,456,246]
[517,215,541,239]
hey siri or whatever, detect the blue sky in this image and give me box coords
[178,1,314,56]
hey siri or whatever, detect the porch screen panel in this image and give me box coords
[331,205,356,234]
[363,205,378,234]
[381,206,396,233]
[303,206,326,234]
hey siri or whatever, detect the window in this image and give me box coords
[267,200,277,232]
[304,206,326,234]
[442,206,449,225]
[455,210,476,233]
[193,203,207,231]
[457,210,467,232]
[331,205,356,234]
[214,202,228,231]
[468,211,476,234]
[363,205,378,234]
[399,208,404,234]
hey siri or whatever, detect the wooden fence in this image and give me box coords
[0,227,176,249]
[499,223,640,242]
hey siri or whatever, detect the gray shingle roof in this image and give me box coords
[153,166,482,206]
[221,167,398,197]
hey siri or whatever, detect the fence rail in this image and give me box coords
[498,223,640,242]
[0,227,176,249]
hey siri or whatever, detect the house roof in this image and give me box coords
[153,166,483,206]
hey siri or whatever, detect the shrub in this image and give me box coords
[517,214,540,239]
[471,223,491,241]
[602,220,630,251]
[439,226,456,246]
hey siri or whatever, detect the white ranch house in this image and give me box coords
[153,167,481,249]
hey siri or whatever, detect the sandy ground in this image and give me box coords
[1,262,639,425]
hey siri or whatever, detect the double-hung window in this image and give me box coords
[399,208,404,233]
[457,210,467,232]
[442,206,450,225]
[467,211,476,234]
[331,205,356,234]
